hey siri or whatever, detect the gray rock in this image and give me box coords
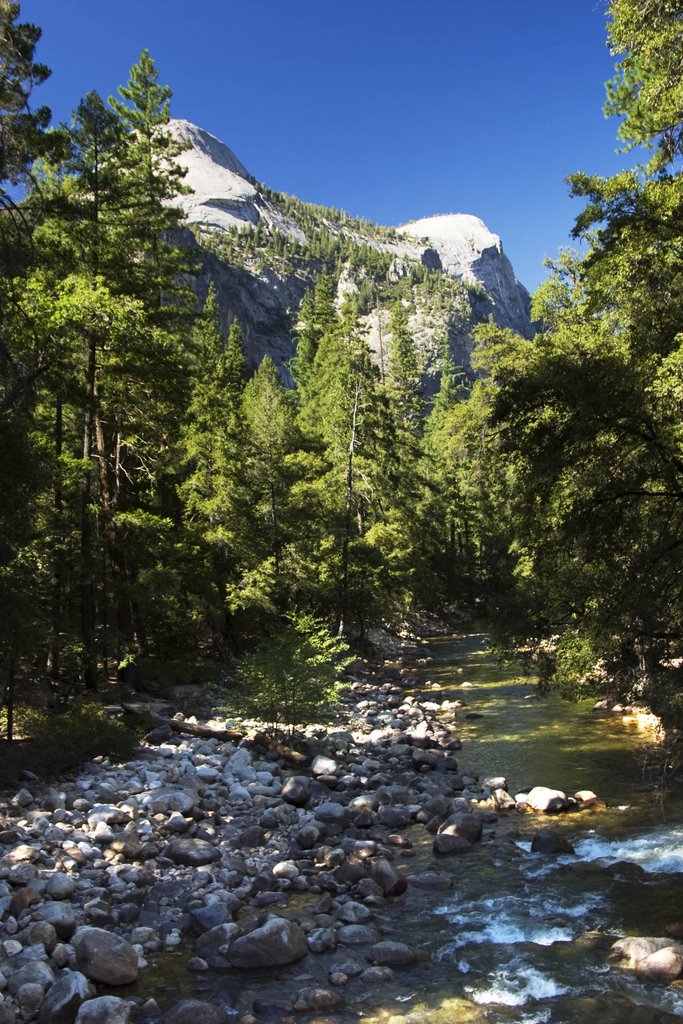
[164,837,220,867]
[194,923,240,958]
[293,987,344,1011]
[39,971,95,1024]
[75,996,132,1024]
[314,802,349,827]
[6,960,55,994]
[531,828,575,855]
[433,833,473,855]
[228,917,307,968]
[16,981,45,1017]
[438,812,483,844]
[337,924,380,946]
[312,755,338,777]
[38,902,76,940]
[337,901,372,924]
[144,788,197,815]
[46,873,76,900]
[407,870,452,891]
[370,858,407,896]
[368,940,420,966]
[162,1000,230,1024]
[307,927,337,954]
[73,927,139,985]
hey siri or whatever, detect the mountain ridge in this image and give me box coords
[170,119,532,383]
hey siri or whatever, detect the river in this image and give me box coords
[187,628,683,1023]
[363,629,683,1024]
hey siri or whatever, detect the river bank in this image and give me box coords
[0,628,682,1024]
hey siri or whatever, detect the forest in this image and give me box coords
[1,0,683,763]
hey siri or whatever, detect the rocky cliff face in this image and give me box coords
[170,120,532,382]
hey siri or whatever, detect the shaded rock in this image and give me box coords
[293,987,344,1012]
[361,965,394,983]
[368,940,420,966]
[337,924,380,946]
[194,923,240,958]
[294,824,320,850]
[377,805,411,829]
[531,828,575,855]
[228,917,307,968]
[164,837,220,867]
[407,870,452,891]
[46,873,76,900]
[75,996,131,1024]
[281,777,311,807]
[38,902,76,940]
[16,982,45,1018]
[433,833,473,855]
[162,1000,230,1024]
[438,812,483,844]
[370,858,407,897]
[7,961,55,995]
[315,802,349,827]
[307,927,337,954]
[73,927,139,985]
[39,971,95,1024]
[337,900,372,924]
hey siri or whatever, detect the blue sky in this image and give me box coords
[21,1,631,291]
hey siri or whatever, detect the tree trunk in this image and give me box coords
[80,333,97,691]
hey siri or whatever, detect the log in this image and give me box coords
[121,702,244,743]
[121,703,310,764]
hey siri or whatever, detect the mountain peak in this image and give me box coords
[398,213,502,257]
[169,118,258,231]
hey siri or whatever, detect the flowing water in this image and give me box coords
[362,630,683,1024]
[176,629,683,1023]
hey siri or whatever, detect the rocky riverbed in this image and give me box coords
[0,632,679,1024]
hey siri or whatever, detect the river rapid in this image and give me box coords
[361,629,683,1024]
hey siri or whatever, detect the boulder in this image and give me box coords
[280,777,311,807]
[407,870,452,891]
[164,837,220,867]
[370,858,407,896]
[73,927,139,985]
[526,786,569,813]
[228,917,307,968]
[437,812,483,844]
[293,987,344,1012]
[39,972,96,1024]
[75,997,131,1024]
[531,828,575,855]
[38,901,76,939]
[337,924,381,946]
[433,833,472,855]
[312,755,338,777]
[162,1001,230,1024]
[368,940,420,966]
[611,936,682,967]
[635,946,683,983]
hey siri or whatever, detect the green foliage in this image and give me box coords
[0,701,137,786]
[235,612,351,735]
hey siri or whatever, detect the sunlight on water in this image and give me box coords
[574,823,683,873]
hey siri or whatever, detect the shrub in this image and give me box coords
[234,612,351,736]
